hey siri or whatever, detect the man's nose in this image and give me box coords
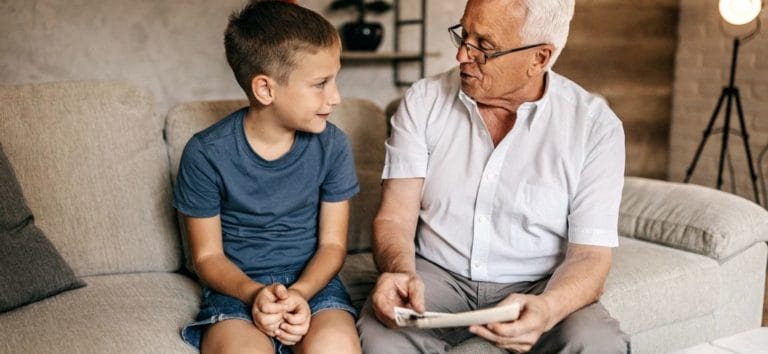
[456,44,473,64]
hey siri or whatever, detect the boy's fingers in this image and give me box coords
[275,330,301,346]
[253,312,283,336]
[259,301,284,314]
[279,320,310,336]
[283,307,310,324]
[274,284,289,300]
[255,312,283,326]
[255,284,277,304]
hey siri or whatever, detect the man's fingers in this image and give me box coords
[371,284,409,327]
[470,325,532,352]
[407,276,425,313]
[471,323,518,344]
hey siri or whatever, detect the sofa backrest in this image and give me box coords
[0,81,181,277]
[165,98,386,272]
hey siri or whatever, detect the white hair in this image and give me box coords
[518,0,575,70]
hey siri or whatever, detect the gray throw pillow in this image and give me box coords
[0,144,85,312]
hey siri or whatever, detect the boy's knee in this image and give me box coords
[295,336,360,354]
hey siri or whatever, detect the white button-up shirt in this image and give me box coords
[382,67,625,283]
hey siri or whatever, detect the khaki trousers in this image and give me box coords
[357,256,629,354]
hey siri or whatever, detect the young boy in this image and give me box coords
[174,1,361,353]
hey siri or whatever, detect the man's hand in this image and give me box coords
[275,289,311,346]
[469,294,552,353]
[371,272,425,328]
[251,283,289,337]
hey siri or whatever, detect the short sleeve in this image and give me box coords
[567,112,626,247]
[321,129,359,202]
[382,83,430,179]
[173,136,222,217]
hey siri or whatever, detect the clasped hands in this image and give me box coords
[251,283,311,346]
[370,272,553,353]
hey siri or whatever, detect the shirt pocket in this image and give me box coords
[509,183,569,253]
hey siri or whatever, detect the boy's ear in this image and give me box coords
[251,75,275,105]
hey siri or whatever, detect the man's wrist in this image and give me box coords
[538,292,565,330]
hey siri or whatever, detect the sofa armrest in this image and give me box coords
[619,177,768,260]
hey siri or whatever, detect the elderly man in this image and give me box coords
[356,0,629,353]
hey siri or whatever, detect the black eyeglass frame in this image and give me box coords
[448,24,547,64]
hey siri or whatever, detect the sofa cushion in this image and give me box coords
[0,273,199,353]
[603,237,719,335]
[340,237,722,342]
[326,98,387,252]
[0,144,85,312]
[0,81,181,276]
[619,176,768,260]
[339,252,379,311]
[165,98,387,273]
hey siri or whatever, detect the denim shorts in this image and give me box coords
[181,272,356,354]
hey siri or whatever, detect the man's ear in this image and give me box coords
[528,45,553,76]
[251,75,275,105]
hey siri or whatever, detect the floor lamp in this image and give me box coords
[684,0,763,204]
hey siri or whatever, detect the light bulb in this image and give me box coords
[719,0,762,25]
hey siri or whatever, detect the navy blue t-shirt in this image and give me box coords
[173,108,359,275]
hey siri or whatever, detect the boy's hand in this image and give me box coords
[275,288,311,346]
[252,283,289,336]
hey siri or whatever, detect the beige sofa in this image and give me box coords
[0,81,766,354]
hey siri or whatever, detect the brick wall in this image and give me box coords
[670,0,768,206]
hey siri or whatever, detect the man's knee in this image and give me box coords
[533,303,629,354]
[556,321,629,354]
[357,300,450,354]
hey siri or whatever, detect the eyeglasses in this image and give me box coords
[448,24,546,64]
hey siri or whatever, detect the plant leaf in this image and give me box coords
[365,0,393,13]
[329,0,361,11]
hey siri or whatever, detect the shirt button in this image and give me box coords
[478,216,486,224]
[473,262,480,268]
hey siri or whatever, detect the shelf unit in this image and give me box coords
[340,0,433,87]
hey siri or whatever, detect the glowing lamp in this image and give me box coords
[719,0,762,25]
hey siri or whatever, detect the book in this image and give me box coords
[394,303,521,328]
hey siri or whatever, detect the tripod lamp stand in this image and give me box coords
[684,0,763,204]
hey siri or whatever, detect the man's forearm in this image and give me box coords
[372,219,417,274]
[539,244,612,330]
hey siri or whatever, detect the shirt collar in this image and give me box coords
[458,71,552,132]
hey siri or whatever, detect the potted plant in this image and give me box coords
[329,0,393,51]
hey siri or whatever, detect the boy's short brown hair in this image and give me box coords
[224,1,339,100]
